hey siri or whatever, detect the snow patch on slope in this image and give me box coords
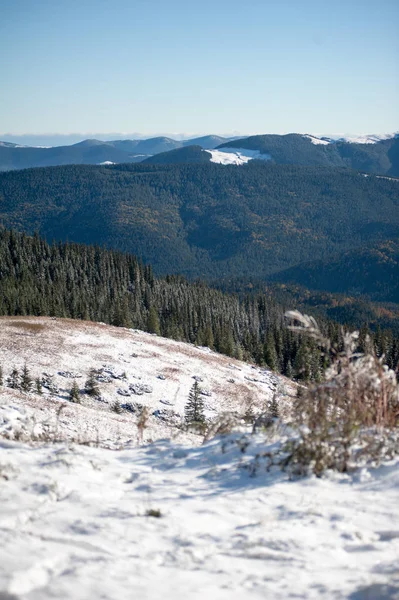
[205,148,272,165]
[303,134,331,145]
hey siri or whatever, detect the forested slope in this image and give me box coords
[1,162,398,283]
[2,229,399,379]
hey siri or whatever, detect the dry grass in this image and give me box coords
[283,311,399,475]
[6,321,46,334]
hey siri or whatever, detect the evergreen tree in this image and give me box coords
[69,380,81,403]
[85,369,100,397]
[185,381,205,427]
[268,394,279,419]
[7,367,20,389]
[147,306,160,335]
[0,365,3,386]
[264,333,279,371]
[20,363,33,393]
[35,377,43,395]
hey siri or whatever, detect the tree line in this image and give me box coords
[1,229,398,380]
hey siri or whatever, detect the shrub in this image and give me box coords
[283,311,399,476]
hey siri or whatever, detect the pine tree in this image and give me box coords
[0,365,3,386]
[85,369,100,397]
[147,306,160,335]
[185,381,205,427]
[69,380,81,403]
[35,377,43,395]
[268,394,279,419]
[264,333,279,371]
[111,399,123,414]
[7,367,20,389]
[20,363,33,393]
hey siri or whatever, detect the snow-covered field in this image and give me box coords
[205,148,272,165]
[1,317,398,600]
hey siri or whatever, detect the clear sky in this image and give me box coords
[1,0,398,138]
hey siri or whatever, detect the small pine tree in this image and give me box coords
[268,394,279,419]
[185,381,205,427]
[111,399,123,414]
[35,377,43,395]
[7,366,20,389]
[147,306,160,335]
[85,369,100,397]
[69,380,81,403]
[0,365,3,386]
[20,363,33,393]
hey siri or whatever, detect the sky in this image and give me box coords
[0,0,398,142]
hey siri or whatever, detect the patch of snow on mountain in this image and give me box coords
[98,161,115,165]
[332,133,399,144]
[205,148,272,165]
[303,134,331,145]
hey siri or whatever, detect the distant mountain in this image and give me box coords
[270,239,399,303]
[182,135,229,149]
[0,135,234,171]
[123,133,399,176]
[144,145,212,164]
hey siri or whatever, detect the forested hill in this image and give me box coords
[219,133,399,176]
[0,162,398,284]
[1,229,398,379]
[270,239,399,303]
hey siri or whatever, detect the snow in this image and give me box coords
[98,161,115,165]
[0,317,292,446]
[205,148,272,165]
[1,317,398,599]
[303,134,331,145]
[303,132,399,145]
[0,433,398,599]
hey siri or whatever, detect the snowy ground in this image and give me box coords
[1,434,399,599]
[1,317,398,600]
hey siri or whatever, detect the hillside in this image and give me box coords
[1,162,398,285]
[0,316,292,445]
[219,133,399,176]
[270,239,399,303]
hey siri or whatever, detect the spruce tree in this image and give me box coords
[7,367,20,389]
[0,365,3,386]
[35,377,43,395]
[85,369,100,397]
[147,306,160,335]
[69,380,81,403]
[20,363,33,393]
[185,381,205,427]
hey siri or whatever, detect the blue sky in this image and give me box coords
[1,0,398,139]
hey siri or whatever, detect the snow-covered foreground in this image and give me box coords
[1,434,399,600]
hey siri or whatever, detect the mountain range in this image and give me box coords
[1,133,398,175]
[0,135,231,171]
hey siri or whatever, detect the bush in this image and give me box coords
[283,311,399,476]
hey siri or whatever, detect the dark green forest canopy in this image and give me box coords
[0,162,398,282]
[0,229,398,380]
